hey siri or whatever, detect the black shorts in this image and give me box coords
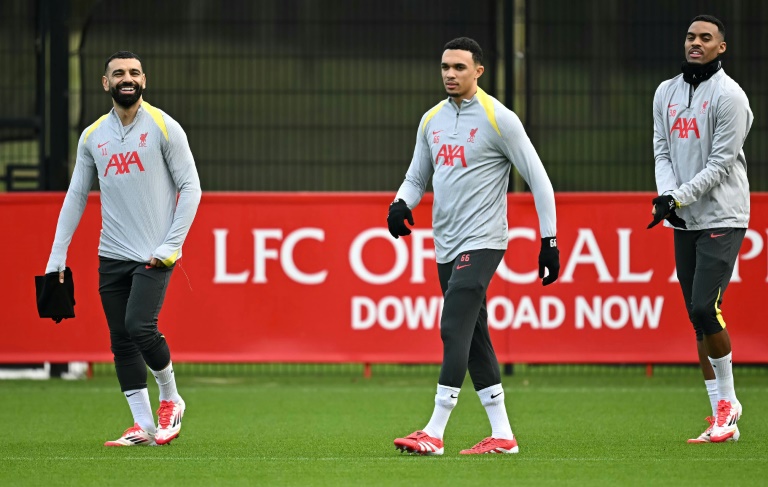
[674,228,746,340]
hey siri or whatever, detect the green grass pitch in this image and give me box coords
[1,364,766,486]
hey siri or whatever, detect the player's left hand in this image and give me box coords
[387,199,414,239]
[148,257,166,268]
[538,237,560,286]
[647,195,677,229]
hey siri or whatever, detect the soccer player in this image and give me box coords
[44,51,201,446]
[648,15,752,443]
[388,37,559,455]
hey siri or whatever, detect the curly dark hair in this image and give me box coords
[443,37,483,65]
[104,51,144,73]
[690,14,726,41]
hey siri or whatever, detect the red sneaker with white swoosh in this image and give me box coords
[460,436,519,454]
[394,430,444,455]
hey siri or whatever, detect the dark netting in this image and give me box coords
[0,1,40,191]
[526,0,768,191]
[3,0,765,193]
[0,1,38,141]
[77,0,498,191]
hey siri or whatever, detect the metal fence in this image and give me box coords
[77,0,499,191]
[0,0,765,192]
[0,1,41,190]
[526,0,768,191]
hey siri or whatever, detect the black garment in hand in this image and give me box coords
[387,199,414,239]
[35,267,75,323]
[538,237,560,286]
[647,195,686,229]
[665,210,687,229]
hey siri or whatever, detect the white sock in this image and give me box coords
[124,388,155,433]
[423,384,460,439]
[708,352,738,405]
[477,384,514,440]
[150,361,181,403]
[704,379,718,416]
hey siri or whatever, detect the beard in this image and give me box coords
[110,82,143,108]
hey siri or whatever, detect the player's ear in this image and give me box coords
[102,76,109,92]
[475,65,484,80]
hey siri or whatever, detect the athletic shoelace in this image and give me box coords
[123,423,143,435]
[715,400,732,427]
[469,437,498,452]
[157,400,175,428]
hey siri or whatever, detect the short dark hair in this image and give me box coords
[690,14,726,41]
[444,37,483,65]
[104,51,143,73]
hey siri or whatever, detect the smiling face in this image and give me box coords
[685,20,726,64]
[441,49,484,101]
[102,57,146,108]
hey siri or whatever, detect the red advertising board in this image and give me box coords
[1,192,767,363]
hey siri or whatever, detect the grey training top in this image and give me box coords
[395,87,557,264]
[653,69,753,230]
[46,101,202,272]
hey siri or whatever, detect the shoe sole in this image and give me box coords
[155,432,180,445]
[395,445,443,456]
[686,438,709,444]
[460,446,519,454]
[104,440,157,447]
[710,430,739,443]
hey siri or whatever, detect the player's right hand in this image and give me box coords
[647,195,676,229]
[387,199,414,239]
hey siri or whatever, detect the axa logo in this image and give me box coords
[670,117,700,139]
[435,144,467,167]
[467,128,478,143]
[104,151,145,176]
[139,132,148,147]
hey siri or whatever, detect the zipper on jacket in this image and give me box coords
[453,110,459,134]
[687,84,693,108]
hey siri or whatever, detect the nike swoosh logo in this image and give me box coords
[97,141,109,148]
[456,264,471,269]
[710,233,726,238]
[450,394,457,398]
[145,265,153,269]
[668,103,678,108]
[125,391,140,397]
[491,392,503,399]
[432,130,443,135]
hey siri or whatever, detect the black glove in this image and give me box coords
[538,237,560,286]
[34,267,76,324]
[647,195,686,229]
[387,199,414,239]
